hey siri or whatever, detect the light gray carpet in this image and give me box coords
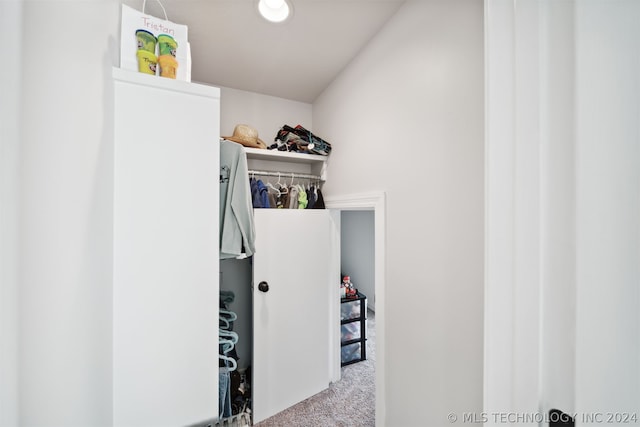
[254,310,376,427]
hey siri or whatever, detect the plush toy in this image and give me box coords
[342,276,357,298]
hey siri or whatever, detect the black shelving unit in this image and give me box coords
[340,291,367,366]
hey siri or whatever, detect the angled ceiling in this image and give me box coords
[123,0,406,103]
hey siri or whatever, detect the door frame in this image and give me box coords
[324,191,386,427]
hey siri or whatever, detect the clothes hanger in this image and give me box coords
[276,173,288,193]
[266,181,281,197]
[219,354,237,371]
[219,309,237,333]
[220,290,235,304]
[219,317,231,330]
[219,309,237,322]
[219,337,235,354]
[219,329,239,344]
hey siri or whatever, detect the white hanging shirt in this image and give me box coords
[220,139,256,259]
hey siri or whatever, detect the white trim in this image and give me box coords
[324,192,384,211]
[328,210,342,384]
[325,191,386,427]
[484,1,544,422]
[484,0,519,419]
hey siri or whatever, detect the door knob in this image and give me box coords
[258,281,269,293]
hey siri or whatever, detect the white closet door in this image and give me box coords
[252,209,337,424]
[113,69,220,427]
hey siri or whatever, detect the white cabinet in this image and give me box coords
[112,68,221,426]
[112,70,338,426]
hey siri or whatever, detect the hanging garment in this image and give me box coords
[268,190,277,209]
[250,178,263,208]
[256,179,271,208]
[219,368,233,418]
[276,186,289,208]
[297,185,308,209]
[220,139,256,259]
[313,187,325,209]
[307,185,317,209]
[288,185,299,209]
[219,329,235,418]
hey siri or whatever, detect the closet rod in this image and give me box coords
[248,170,323,181]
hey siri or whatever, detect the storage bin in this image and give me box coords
[340,299,361,321]
[340,291,367,366]
[341,342,362,365]
[341,322,361,341]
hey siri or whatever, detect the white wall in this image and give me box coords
[218,86,312,146]
[314,1,485,425]
[485,0,579,420]
[340,211,375,309]
[574,1,640,422]
[0,2,23,426]
[18,1,119,425]
[539,0,577,415]
[485,1,640,425]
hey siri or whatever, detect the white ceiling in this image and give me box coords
[124,0,406,103]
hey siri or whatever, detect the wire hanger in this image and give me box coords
[276,173,288,193]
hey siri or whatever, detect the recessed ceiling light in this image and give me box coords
[257,0,293,23]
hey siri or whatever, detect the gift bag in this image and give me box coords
[120,0,191,81]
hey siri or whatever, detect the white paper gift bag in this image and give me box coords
[120,1,191,81]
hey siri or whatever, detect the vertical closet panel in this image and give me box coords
[113,69,220,426]
[252,209,335,424]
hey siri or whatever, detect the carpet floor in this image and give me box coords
[254,310,376,427]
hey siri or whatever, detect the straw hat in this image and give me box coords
[223,124,267,149]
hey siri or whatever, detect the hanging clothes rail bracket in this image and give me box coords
[248,169,322,181]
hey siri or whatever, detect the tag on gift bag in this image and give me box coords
[120,1,192,81]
